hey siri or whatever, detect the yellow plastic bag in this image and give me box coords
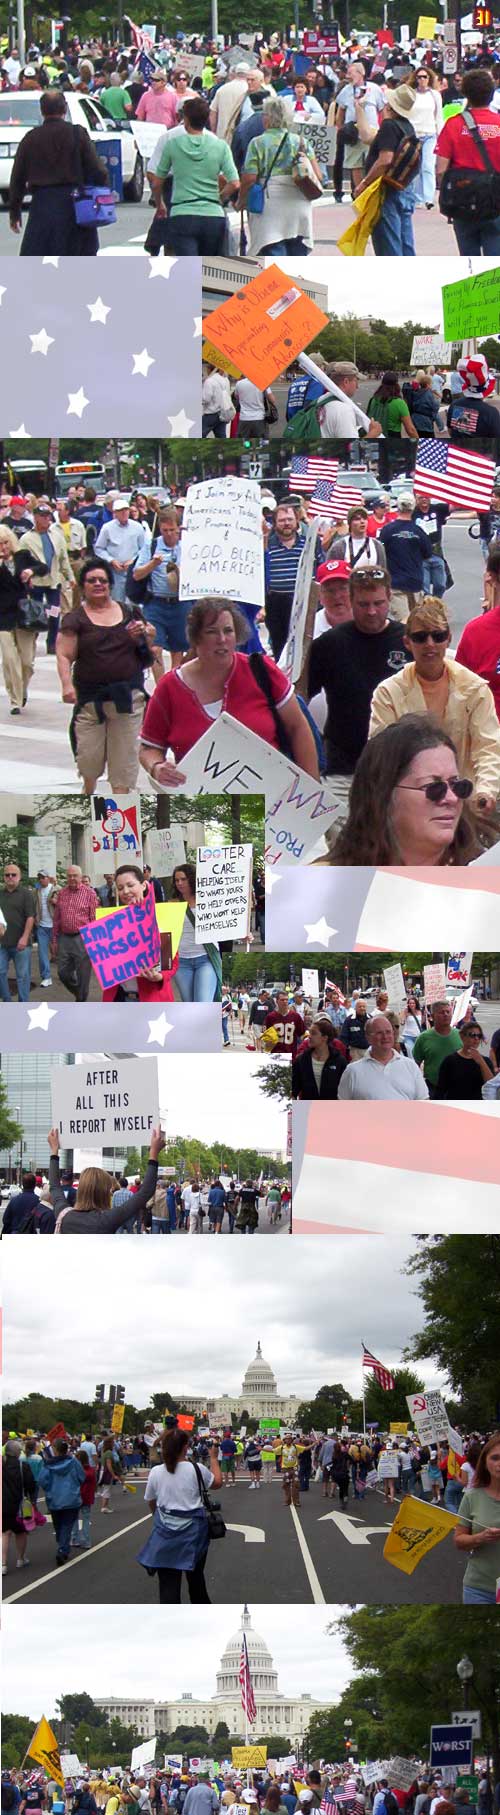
[336,174,384,257]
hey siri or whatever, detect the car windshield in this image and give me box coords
[0,96,42,124]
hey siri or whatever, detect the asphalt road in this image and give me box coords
[0,198,154,253]
[3,1475,464,1606]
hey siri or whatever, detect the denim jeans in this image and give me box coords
[36,923,52,982]
[166,214,226,256]
[222,1014,230,1045]
[52,1506,78,1557]
[422,554,447,598]
[201,412,227,440]
[0,943,32,1001]
[176,955,218,1003]
[152,1216,170,1232]
[259,236,310,255]
[453,213,500,256]
[73,1504,92,1548]
[444,1480,463,1513]
[371,183,416,256]
[414,133,436,205]
[463,1582,496,1604]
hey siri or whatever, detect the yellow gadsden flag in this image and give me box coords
[337,174,384,257]
[27,1717,65,1788]
[383,1494,459,1575]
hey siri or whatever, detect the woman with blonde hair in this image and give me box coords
[46,1124,165,1232]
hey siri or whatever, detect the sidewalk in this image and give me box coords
[311,194,459,255]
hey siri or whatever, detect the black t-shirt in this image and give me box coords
[413,503,449,551]
[308,620,409,773]
[365,113,415,175]
[491,1026,500,1061]
[447,396,500,439]
[437,1052,493,1099]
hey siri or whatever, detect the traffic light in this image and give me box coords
[95,1384,105,1403]
[116,1384,125,1404]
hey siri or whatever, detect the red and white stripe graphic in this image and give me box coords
[292,1102,500,1234]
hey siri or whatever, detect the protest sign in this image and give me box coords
[430,1728,473,1769]
[47,1422,67,1443]
[91,794,142,874]
[204,263,329,390]
[28,834,57,878]
[383,962,407,1009]
[131,1740,157,1771]
[232,1748,267,1768]
[457,1780,479,1804]
[60,1756,82,1778]
[51,1056,159,1148]
[196,842,253,941]
[423,961,447,1003]
[177,1414,195,1431]
[447,951,473,987]
[145,825,186,875]
[224,43,258,65]
[158,712,341,864]
[442,267,500,340]
[362,1767,389,1788]
[164,1757,183,1772]
[179,477,264,610]
[260,1417,280,1429]
[378,1452,400,1479]
[390,1422,408,1435]
[202,338,242,379]
[265,766,342,865]
[410,335,452,365]
[406,1390,450,1443]
[238,30,256,46]
[279,523,318,684]
[416,14,437,33]
[384,1497,458,1575]
[111,1403,126,1434]
[303,28,339,50]
[451,985,474,1027]
[79,886,161,991]
[177,49,204,75]
[387,1762,418,1792]
[302,967,319,995]
[452,1718,481,1742]
[132,120,165,160]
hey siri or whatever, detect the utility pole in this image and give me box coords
[17,0,25,65]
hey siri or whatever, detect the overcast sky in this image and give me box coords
[273,255,499,325]
[3,1235,446,1404]
[75,1054,288,1156]
[3,1605,354,1717]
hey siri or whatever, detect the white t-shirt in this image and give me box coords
[337,1051,429,1100]
[144,1459,214,1511]
[319,397,359,438]
[234,378,265,420]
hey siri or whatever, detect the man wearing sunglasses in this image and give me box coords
[0,861,36,1003]
[368,596,500,817]
[306,566,409,824]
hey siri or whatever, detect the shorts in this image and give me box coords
[221,1458,236,1475]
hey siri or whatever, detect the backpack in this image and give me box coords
[2,1790,17,1812]
[126,534,158,604]
[439,108,500,221]
[16,1206,39,1233]
[283,398,323,445]
[384,1794,399,1815]
[385,124,422,189]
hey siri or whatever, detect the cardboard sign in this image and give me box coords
[177,1413,195,1431]
[51,1055,160,1147]
[196,842,253,941]
[387,1761,418,1791]
[145,825,186,875]
[79,886,161,990]
[133,120,166,161]
[204,263,329,391]
[442,267,500,341]
[406,1390,450,1444]
[383,962,407,1009]
[91,794,142,875]
[389,1422,408,1435]
[446,951,473,987]
[176,49,204,75]
[47,1421,67,1442]
[279,522,318,685]
[423,962,447,1004]
[179,477,264,611]
[378,1452,400,1479]
[60,1756,82,1777]
[157,711,341,865]
[131,1739,157,1770]
[28,834,57,879]
[302,967,319,995]
[232,1748,267,1768]
[111,1402,125,1433]
[384,1498,458,1575]
[416,13,437,33]
[451,984,474,1027]
[202,338,242,379]
[410,334,452,366]
[265,765,342,866]
[303,28,339,50]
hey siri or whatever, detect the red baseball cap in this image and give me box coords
[8,495,27,507]
[316,558,352,583]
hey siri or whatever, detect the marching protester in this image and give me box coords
[137,1423,222,1602]
[44,1124,165,1233]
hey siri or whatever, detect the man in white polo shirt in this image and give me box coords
[337,1014,429,1099]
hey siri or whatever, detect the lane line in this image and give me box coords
[289,1503,325,1604]
[3,1513,151,1602]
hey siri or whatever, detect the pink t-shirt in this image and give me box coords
[136,86,178,127]
[140,651,293,760]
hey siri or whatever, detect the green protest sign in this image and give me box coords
[442,267,500,340]
[259,1417,280,1430]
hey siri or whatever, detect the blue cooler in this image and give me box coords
[99,135,123,200]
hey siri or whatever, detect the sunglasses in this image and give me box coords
[353,567,386,582]
[396,778,473,803]
[409,629,449,644]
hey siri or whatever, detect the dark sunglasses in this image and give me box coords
[397,778,473,803]
[409,629,449,644]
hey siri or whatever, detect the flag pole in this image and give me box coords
[361,1347,366,1440]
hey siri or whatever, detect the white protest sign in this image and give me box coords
[362,1767,390,1787]
[145,825,186,875]
[383,962,407,1009]
[302,967,319,995]
[424,962,447,1004]
[399,23,410,42]
[176,49,205,75]
[446,951,473,987]
[279,522,318,684]
[179,477,265,609]
[378,1452,400,1479]
[451,985,474,1027]
[387,1761,419,1792]
[131,1739,157,1771]
[406,1390,450,1444]
[60,1756,82,1777]
[90,794,142,875]
[132,120,166,161]
[195,842,253,941]
[52,1057,159,1149]
[238,29,256,46]
[164,1756,183,1771]
[265,765,342,865]
[28,834,57,878]
[156,712,341,865]
[410,335,453,366]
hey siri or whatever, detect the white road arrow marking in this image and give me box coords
[318,1511,392,1544]
[226,1523,265,1544]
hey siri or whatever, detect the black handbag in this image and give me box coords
[439,109,500,221]
[192,1460,226,1540]
[264,391,279,424]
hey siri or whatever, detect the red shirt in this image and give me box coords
[435,107,500,170]
[366,509,397,537]
[455,606,500,720]
[52,883,98,940]
[265,1007,304,1057]
[140,652,293,762]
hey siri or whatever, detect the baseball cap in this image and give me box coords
[112,495,130,511]
[316,558,351,583]
[8,495,27,506]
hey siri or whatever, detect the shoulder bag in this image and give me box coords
[246,129,290,213]
[72,125,117,227]
[191,1460,226,1539]
[439,108,500,221]
[292,141,323,200]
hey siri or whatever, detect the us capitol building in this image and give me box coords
[175,1342,301,1425]
[96,1607,327,1745]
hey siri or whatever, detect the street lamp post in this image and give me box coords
[456,1654,474,1711]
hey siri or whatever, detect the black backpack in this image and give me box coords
[126,534,158,604]
[385,1794,399,1815]
[440,109,500,221]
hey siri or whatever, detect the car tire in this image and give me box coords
[124,153,144,202]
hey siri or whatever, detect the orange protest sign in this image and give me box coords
[204,264,329,389]
[177,1414,195,1431]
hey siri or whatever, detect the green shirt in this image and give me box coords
[411,1026,461,1088]
[458,1486,500,1595]
[100,85,131,121]
[367,395,410,437]
[155,127,238,215]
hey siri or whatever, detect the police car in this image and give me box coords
[0,90,145,205]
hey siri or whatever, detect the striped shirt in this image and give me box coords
[266,530,308,594]
[52,884,98,939]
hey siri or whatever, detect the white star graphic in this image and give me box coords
[304,916,338,948]
[42,256,59,267]
[67,387,89,419]
[87,296,111,324]
[147,1011,173,1047]
[0,286,6,306]
[167,409,194,436]
[193,316,202,338]
[9,423,29,437]
[148,254,178,279]
[264,870,282,896]
[132,348,155,377]
[30,328,55,357]
[27,1002,58,1032]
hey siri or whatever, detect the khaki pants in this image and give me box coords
[0,626,37,708]
[73,691,144,790]
[324,772,352,854]
[389,589,422,625]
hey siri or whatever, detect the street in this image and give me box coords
[3,1472,464,1606]
[269,382,500,437]
[0,197,156,254]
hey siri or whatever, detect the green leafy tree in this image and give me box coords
[56,1694,108,1728]
[405,1235,500,1428]
[2,1715,39,1770]
[256,1062,292,1103]
[332,1607,500,1779]
[0,1075,23,1156]
[363,1366,425,1428]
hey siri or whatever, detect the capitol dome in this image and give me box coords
[241,1341,277,1399]
[215,1607,279,1698]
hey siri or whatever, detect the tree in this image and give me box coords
[363,1366,425,1428]
[405,1235,500,1428]
[2,1715,39,1769]
[256,1062,291,1102]
[213,1722,230,1740]
[331,1607,500,1779]
[0,1075,23,1157]
[56,1694,108,1728]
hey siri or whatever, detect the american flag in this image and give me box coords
[291,1100,500,1234]
[307,479,339,519]
[328,484,364,513]
[290,455,339,492]
[362,1344,395,1392]
[321,1794,337,1814]
[239,1630,257,1725]
[125,13,155,50]
[413,439,495,511]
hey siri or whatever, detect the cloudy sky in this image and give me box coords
[3,1605,354,1717]
[74,1054,288,1156]
[3,1235,446,1405]
[272,255,499,325]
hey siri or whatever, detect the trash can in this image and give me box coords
[99,136,123,201]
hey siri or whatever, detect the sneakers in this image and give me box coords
[16,1557,29,1568]
[10,706,21,716]
[248,1481,256,1489]
[41,978,52,988]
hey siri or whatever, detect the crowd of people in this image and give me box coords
[3,24,500,254]
[3,1420,500,1601]
[0,1138,290,1234]
[3,1761,497,1815]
